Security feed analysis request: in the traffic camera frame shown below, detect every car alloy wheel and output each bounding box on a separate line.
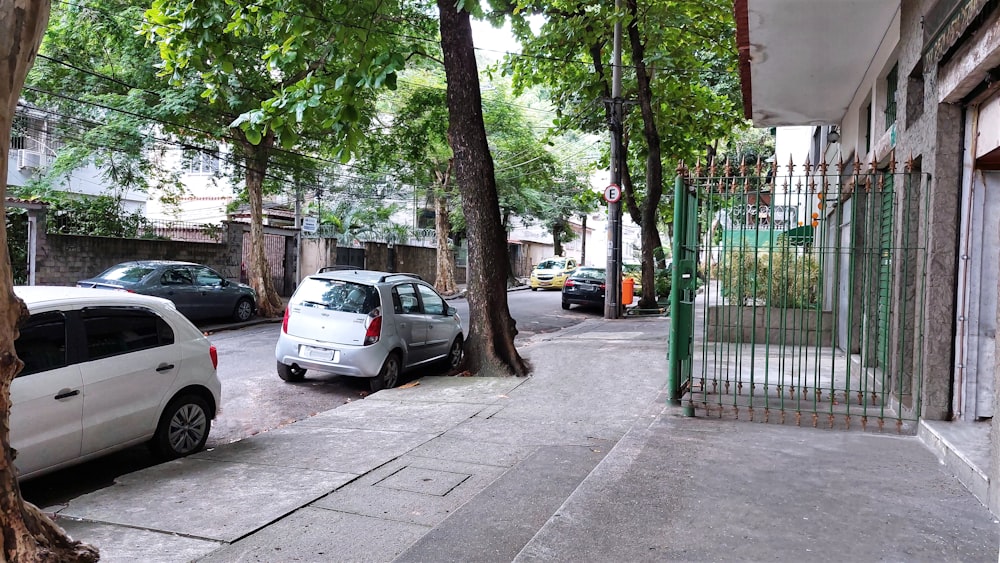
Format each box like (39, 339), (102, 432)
(370, 353), (400, 392)
(233, 297), (254, 322)
(444, 337), (463, 371)
(152, 395), (211, 459)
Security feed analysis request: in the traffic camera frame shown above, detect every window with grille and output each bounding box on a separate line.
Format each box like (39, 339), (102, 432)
(185, 150), (220, 175)
(864, 100), (873, 154)
(884, 63), (898, 131)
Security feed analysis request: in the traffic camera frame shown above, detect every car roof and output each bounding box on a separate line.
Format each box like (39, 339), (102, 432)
(311, 269), (423, 285)
(15, 286), (175, 310)
(106, 260), (199, 268)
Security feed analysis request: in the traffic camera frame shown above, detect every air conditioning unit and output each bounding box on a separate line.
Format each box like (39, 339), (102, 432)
(17, 149), (42, 170)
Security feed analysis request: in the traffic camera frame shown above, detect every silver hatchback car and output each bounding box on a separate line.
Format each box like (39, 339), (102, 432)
(275, 270), (464, 391)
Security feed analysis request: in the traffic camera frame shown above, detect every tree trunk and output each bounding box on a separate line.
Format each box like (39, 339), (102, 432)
(1, 2), (99, 560)
(580, 214), (587, 265)
(437, 0), (528, 377)
(626, 0), (664, 309)
(433, 193), (457, 295)
(239, 133), (284, 318)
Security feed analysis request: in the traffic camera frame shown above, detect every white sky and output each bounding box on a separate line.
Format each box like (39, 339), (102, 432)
(470, 18), (521, 60)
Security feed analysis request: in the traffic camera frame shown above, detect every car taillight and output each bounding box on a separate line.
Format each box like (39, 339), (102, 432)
(600, 283), (606, 290)
(209, 345), (218, 369)
(282, 306), (289, 333)
(364, 308), (382, 346)
(564, 279), (575, 287)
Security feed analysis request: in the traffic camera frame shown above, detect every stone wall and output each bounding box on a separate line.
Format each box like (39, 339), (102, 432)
(35, 221), (243, 286)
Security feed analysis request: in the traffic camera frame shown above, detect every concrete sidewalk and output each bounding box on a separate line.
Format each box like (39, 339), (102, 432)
(47, 316), (998, 562)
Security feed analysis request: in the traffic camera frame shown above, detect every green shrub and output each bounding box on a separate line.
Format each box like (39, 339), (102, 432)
(717, 249), (818, 308)
(654, 266), (672, 299)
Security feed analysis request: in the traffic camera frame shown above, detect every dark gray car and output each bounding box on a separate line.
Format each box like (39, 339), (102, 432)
(78, 260), (257, 322)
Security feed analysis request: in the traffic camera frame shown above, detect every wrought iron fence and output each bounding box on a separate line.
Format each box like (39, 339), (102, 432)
(678, 157), (929, 433)
(46, 215), (226, 243)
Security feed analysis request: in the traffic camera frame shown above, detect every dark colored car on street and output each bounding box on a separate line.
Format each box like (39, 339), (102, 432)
(561, 266), (606, 310)
(78, 260), (257, 323)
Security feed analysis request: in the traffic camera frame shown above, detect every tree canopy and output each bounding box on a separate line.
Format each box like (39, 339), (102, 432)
(499, 0), (743, 305)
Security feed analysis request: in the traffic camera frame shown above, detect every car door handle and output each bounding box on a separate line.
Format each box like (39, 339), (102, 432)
(54, 389), (80, 400)
(156, 363), (175, 372)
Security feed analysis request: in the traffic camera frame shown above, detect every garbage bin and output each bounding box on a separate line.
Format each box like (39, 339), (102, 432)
(622, 276), (635, 305)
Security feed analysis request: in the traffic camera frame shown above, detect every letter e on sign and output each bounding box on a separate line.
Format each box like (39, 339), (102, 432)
(604, 184), (622, 204)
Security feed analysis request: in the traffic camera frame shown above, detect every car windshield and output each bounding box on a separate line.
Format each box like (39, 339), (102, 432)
(97, 264), (155, 283)
(573, 268), (606, 281)
(537, 259), (566, 270)
(293, 278), (377, 314)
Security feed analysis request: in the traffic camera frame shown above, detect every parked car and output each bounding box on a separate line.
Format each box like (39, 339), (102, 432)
(275, 269), (464, 392)
(10, 286), (221, 480)
(562, 266), (607, 310)
(529, 257), (578, 290)
(78, 260), (256, 323)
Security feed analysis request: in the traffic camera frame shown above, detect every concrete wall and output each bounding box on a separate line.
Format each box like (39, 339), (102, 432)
(363, 243), (438, 282)
(706, 306), (833, 346)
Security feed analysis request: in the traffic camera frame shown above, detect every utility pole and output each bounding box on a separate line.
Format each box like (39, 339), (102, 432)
(604, 0), (624, 319)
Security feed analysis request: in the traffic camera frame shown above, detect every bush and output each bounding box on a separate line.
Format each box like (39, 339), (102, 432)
(717, 249), (818, 308)
(654, 266), (672, 300)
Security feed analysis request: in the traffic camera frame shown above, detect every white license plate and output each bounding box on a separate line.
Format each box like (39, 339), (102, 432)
(301, 345), (338, 362)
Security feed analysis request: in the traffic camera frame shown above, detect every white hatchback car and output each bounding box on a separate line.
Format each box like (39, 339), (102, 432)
(10, 286), (222, 480)
(275, 270), (464, 391)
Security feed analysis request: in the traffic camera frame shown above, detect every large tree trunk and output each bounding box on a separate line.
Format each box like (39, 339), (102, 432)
(437, 1), (528, 377)
(239, 133), (284, 318)
(1, 2), (99, 560)
(626, 0), (664, 309)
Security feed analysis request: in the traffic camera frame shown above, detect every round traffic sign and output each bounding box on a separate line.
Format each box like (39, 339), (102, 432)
(604, 183), (622, 203)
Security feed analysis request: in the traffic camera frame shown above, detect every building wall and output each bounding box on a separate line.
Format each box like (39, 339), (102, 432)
(893, 1), (963, 422)
(896, 0), (1000, 516)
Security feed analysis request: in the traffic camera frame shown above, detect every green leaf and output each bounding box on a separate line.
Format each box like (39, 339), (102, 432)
(243, 126), (262, 145)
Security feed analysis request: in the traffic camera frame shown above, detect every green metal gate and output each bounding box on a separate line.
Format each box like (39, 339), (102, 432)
(669, 157), (928, 432)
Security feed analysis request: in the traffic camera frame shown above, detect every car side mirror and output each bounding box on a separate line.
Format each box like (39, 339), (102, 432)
(220, 279), (230, 287)
(447, 306), (457, 317)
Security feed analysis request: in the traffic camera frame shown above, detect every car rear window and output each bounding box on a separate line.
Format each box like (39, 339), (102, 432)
(293, 278), (378, 314)
(81, 306), (175, 360)
(574, 268), (605, 281)
(98, 264), (155, 283)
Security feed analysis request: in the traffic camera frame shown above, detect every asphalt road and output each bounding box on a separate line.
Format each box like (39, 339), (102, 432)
(20, 287), (599, 507)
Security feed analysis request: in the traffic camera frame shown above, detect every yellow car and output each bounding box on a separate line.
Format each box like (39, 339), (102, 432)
(530, 257), (578, 290)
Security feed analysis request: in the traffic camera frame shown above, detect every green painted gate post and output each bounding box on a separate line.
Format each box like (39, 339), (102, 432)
(668, 173), (696, 414)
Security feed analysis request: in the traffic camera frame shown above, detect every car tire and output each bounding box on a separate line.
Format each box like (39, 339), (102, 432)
(277, 361), (306, 382)
(151, 394), (211, 460)
(370, 353), (401, 392)
(561, 300), (570, 310)
(531, 287), (537, 291)
(441, 336), (464, 373)
(233, 297), (255, 322)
